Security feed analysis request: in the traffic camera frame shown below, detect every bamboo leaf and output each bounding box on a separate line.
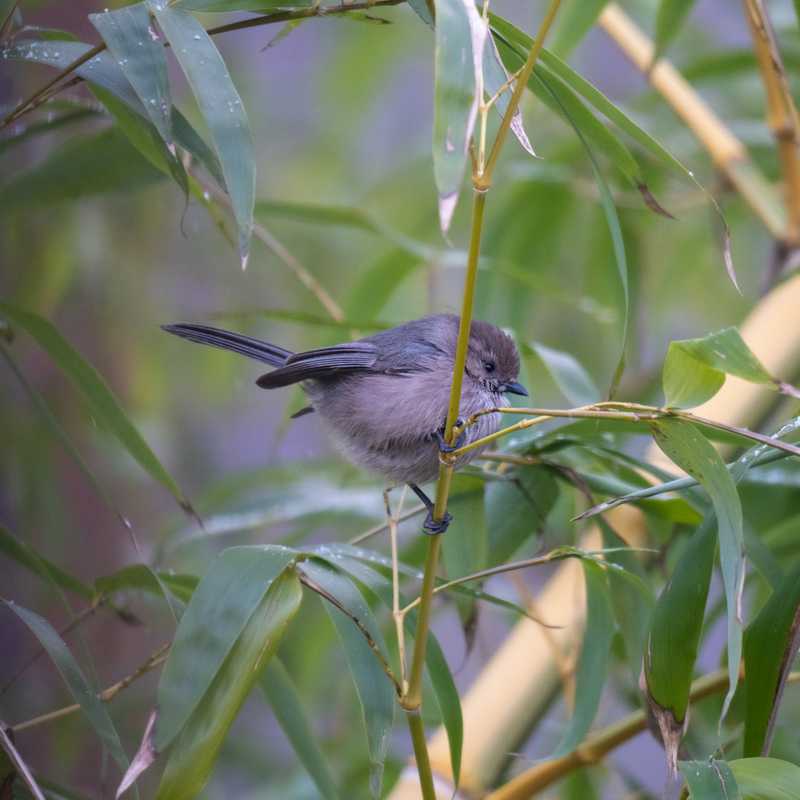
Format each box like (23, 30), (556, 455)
(679, 758), (740, 799)
(155, 569), (302, 799)
(155, 545), (297, 750)
(432, 0), (487, 230)
(743, 564), (800, 757)
(664, 327), (777, 409)
(551, 560), (614, 756)
(651, 418), (744, 720)
(644, 520), (716, 774)
(3, 601), (130, 776)
(148, 2), (255, 266)
(523, 341), (599, 406)
(0, 725), (46, 800)
(94, 565), (197, 613)
(0, 304), (192, 513)
(728, 758), (800, 799)
(654, 0), (697, 64)
(259, 659), (340, 800)
(0, 524), (93, 601)
(90, 2), (173, 147)
(299, 559), (394, 798)
(550, 0), (610, 56)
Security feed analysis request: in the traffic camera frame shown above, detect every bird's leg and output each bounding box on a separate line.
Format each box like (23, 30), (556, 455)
(408, 483), (452, 535)
(384, 486), (408, 693)
(435, 417), (467, 454)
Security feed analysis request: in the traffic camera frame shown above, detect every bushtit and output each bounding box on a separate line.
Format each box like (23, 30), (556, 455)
(163, 314), (527, 533)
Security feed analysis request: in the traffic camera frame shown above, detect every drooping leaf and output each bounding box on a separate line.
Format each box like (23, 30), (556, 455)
(0, 524), (93, 601)
(432, 0), (487, 230)
(644, 520), (716, 774)
(0, 127), (164, 210)
(651, 418), (744, 718)
(654, 0), (698, 65)
(155, 545), (297, 750)
(551, 560), (615, 756)
(523, 341), (599, 406)
(550, 0), (610, 56)
(663, 327), (777, 409)
(155, 570), (302, 799)
(743, 564), (800, 757)
(90, 3), (173, 146)
(728, 758), (800, 799)
(94, 565), (196, 615)
(679, 758), (740, 799)
(259, 659), (340, 800)
(0, 304), (192, 513)
(0, 725), (46, 800)
(3, 601), (130, 776)
(148, 2), (255, 265)
(298, 559), (395, 798)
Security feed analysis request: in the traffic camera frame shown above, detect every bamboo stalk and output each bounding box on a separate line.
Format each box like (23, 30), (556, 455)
(742, 0), (800, 244)
(597, 3), (786, 240)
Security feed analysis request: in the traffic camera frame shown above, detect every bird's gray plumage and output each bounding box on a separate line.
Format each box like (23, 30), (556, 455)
(163, 314), (525, 486)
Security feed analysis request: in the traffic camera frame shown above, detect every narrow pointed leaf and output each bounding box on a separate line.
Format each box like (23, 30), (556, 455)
(156, 570), (302, 799)
(0, 725), (46, 800)
(432, 0), (487, 230)
(95, 565), (196, 614)
(148, 2), (254, 264)
(644, 520), (716, 773)
(743, 564), (800, 757)
(155, 545), (297, 750)
(728, 758), (800, 798)
(3, 601), (130, 775)
(0, 304), (192, 512)
(299, 560), (394, 798)
(679, 759), (740, 799)
(654, 0), (697, 64)
(259, 659), (340, 800)
(90, 3), (173, 146)
(524, 341), (599, 406)
(550, 0), (610, 56)
(651, 419), (744, 718)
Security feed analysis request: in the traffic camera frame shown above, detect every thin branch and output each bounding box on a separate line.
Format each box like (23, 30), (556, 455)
(743, 0), (800, 244)
(1, 0), (406, 131)
(298, 570), (403, 696)
(10, 643), (170, 734)
(485, 670), (800, 799)
(348, 502), (427, 545)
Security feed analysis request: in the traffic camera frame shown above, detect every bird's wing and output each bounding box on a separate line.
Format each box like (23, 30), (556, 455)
(256, 342), (378, 388)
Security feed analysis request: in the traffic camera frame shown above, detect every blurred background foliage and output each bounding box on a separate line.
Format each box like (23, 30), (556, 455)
(2, 0), (800, 798)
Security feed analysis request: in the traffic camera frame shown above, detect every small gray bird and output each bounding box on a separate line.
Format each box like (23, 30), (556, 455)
(163, 314), (527, 534)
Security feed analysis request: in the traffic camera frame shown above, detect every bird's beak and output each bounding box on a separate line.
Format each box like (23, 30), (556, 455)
(503, 380), (529, 396)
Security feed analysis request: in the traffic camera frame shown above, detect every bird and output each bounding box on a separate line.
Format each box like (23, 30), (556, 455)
(163, 314), (527, 534)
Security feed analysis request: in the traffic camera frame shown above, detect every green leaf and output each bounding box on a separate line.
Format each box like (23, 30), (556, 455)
(345, 248), (422, 321)
(551, 560), (614, 756)
(644, 521), (716, 770)
(550, 0), (610, 56)
(654, 0), (697, 64)
(156, 569), (302, 799)
(0, 127), (163, 210)
(148, 2), (255, 265)
(299, 559), (394, 798)
(663, 327), (775, 409)
(485, 467), (559, 563)
(3, 601), (130, 776)
(523, 341), (599, 406)
(90, 3), (173, 147)
(679, 758), (740, 799)
(0, 303), (192, 512)
(155, 545), (297, 750)
(94, 565), (195, 616)
(0, 524), (93, 601)
(259, 659), (340, 800)
(176, 0), (312, 10)
(743, 564), (800, 757)
(432, 0), (486, 230)
(651, 419), (744, 719)
(728, 758), (800, 799)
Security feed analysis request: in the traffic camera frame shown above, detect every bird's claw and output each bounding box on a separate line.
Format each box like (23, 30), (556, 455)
(423, 510), (453, 536)
(435, 418), (466, 454)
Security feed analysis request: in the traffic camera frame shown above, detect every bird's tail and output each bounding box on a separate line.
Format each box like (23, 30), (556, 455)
(162, 323), (293, 367)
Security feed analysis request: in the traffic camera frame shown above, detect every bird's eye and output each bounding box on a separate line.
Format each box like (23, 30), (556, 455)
(483, 360), (496, 373)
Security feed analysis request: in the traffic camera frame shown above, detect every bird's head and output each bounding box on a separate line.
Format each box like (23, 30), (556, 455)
(465, 321), (528, 399)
